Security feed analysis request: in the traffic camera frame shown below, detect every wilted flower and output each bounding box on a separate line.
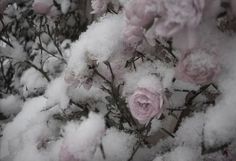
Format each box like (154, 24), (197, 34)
(175, 49), (221, 85)
(155, 0), (205, 37)
(128, 77), (165, 124)
(91, 0), (109, 14)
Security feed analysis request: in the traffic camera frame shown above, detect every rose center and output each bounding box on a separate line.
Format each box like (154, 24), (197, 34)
(138, 102), (150, 110)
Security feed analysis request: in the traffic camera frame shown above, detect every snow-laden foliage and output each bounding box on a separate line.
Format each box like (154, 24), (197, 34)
(0, 0), (236, 161)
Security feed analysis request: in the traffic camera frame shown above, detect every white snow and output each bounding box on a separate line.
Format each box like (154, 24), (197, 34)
(0, 95), (23, 116)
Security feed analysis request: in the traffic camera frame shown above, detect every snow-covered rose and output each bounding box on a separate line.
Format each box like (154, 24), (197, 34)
(64, 69), (80, 87)
(175, 49), (221, 85)
(123, 25), (144, 48)
(124, 0), (157, 28)
(32, 0), (53, 15)
(155, 0), (205, 37)
(128, 77), (165, 124)
(91, 0), (109, 14)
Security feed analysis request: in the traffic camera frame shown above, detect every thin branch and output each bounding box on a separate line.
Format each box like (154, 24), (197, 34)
(25, 60), (50, 81)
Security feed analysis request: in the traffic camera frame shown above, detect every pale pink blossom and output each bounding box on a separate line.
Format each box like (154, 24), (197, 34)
(0, 0), (8, 14)
(172, 27), (199, 51)
(175, 49), (221, 85)
(123, 25), (144, 48)
(124, 0), (157, 28)
(128, 78), (165, 124)
(155, 0), (205, 37)
(32, 1), (53, 15)
(59, 144), (81, 161)
(123, 0), (158, 48)
(91, 0), (109, 14)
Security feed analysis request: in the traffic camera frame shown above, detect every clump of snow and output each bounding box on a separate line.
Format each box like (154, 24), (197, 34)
(93, 128), (137, 161)
(123, 61), (174, 96)
(153, 146), (201, 161)
(61, 112), (105, 161)
(43, 57), (65, 76)
(67, 14), (125, 81)
(0, 96), (55, 160)
(13, 145), (50, 161)
(174, 113), (205, 147)
(0, 95), (23, 116)
(45, 77), (69, 110)
(61, 0), (71, 14)
(20, 67), (48, 97)
(149, 118), (161, 135)
(1, 40), (27, 63)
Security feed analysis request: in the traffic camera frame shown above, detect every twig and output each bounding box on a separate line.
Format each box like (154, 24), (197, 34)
(25, 60), (50, 81)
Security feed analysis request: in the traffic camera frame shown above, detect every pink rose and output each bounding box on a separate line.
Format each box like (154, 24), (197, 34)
(124, 0), (157, 28)
(91, 0), (109, 14)
(123, 25), (144, 48)
(59, 144), (81, 161)
(155, 0), (205, 37)
(32, 1), (53, 15)
(175, 49), (221, 85)
(0, 0), (8, 14)
(128, 87), (164, 124)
